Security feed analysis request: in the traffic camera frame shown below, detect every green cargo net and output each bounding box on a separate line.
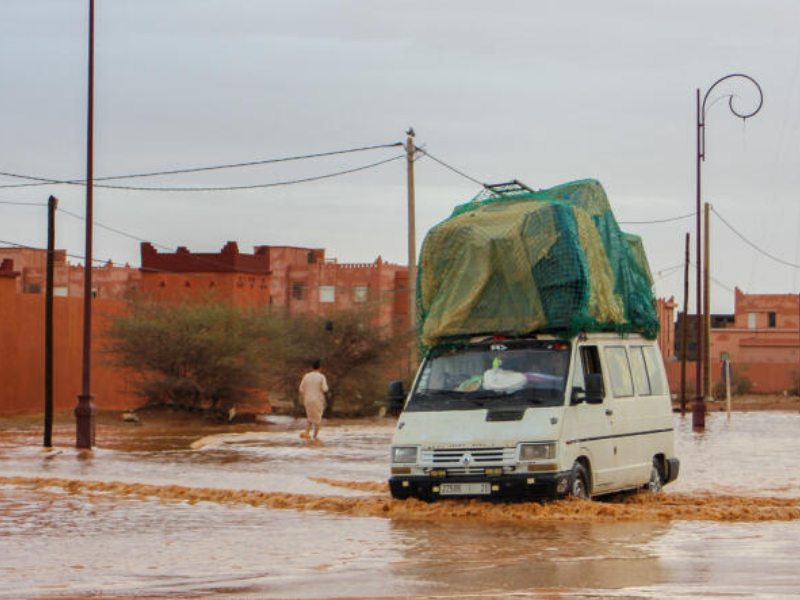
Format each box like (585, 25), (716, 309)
(417, 179), (659, 349)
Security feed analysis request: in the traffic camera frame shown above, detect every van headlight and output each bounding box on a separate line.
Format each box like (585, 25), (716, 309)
(519, 443), (556, 461)
(392, 446), (419, 464)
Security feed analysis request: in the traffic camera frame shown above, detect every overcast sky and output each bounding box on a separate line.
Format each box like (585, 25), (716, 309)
(2, 1), (799, 313)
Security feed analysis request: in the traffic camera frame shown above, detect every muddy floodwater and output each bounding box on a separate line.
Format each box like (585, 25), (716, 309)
(2, 410), (800, 598)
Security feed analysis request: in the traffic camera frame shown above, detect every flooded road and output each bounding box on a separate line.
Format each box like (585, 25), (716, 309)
(1, 410), (800, 598)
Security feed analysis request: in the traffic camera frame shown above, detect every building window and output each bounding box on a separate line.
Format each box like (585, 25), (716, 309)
(768, 312), (777, 328)
(292, 282), (306, 300)
(320, 285), (335, 303)
(54, 287), (68, 297)
(91, 288), (98, 299)
(26, 283), (41, 294)
(747, 312), (757, 329)
(353, 285), (368, 303)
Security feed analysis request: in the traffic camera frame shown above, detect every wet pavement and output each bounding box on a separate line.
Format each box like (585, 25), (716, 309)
(1, 410), (800, 598)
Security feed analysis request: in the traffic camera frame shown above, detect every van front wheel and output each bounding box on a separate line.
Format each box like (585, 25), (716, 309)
(569, 462), (590, 499)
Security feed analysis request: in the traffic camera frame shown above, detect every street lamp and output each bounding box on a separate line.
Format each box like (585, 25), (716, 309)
(694, 74), (763, 429)
(76, 0), (97, 448)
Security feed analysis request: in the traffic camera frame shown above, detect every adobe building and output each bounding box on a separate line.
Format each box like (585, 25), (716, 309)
(668, 288), (800, 394)
(140, 242), (410, 333)
(0, 246), (141, 299)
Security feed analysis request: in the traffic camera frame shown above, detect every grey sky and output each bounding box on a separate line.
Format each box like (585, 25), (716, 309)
(2, 1), (799, 313)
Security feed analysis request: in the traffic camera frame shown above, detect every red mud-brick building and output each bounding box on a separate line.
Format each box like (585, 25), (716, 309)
(0, 243), (410, 416)
(140, 242), (410, 334)
(0, 247), (141, 299)
(667, 288), (800, 394)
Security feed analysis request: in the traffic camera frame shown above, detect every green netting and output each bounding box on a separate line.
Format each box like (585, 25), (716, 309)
(417, 179), (659, 348)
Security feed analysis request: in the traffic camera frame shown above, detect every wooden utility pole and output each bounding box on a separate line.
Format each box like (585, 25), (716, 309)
(680, 232), (690, 414)
(406, 128), (417, 360)
(703, 202), (712, 404)
(43, 195), (57, 448)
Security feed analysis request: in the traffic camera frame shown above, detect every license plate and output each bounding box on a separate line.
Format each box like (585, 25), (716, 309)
(439, 482), (491, 496)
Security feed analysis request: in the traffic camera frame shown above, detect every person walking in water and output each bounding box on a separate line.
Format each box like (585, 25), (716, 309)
(299, 360), (329, 440)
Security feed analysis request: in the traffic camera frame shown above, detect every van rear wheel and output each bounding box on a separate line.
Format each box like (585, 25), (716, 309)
(646, 458), (664, 493)
(569, 462), (590, 499)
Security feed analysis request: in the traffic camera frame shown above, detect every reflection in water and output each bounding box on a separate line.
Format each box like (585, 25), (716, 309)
(389, 519), (670, 595)
(2, 411), (800, 598)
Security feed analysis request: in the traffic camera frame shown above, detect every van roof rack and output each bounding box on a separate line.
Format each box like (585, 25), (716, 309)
(483, 179), (536, 196)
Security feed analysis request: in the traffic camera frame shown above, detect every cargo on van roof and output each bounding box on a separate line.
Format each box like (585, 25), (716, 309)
(417, 179), (659, 348)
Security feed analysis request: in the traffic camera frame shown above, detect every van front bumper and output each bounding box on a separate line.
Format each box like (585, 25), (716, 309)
(389, 472), (572, 501)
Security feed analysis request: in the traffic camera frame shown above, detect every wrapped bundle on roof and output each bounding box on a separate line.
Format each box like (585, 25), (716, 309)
(417, 179), (658, 348)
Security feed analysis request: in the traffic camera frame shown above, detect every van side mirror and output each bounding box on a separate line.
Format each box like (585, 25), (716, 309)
(386, 380), (406, 415)
(585, 373), (605, 404)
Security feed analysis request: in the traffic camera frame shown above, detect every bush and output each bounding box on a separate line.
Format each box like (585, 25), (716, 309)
(104, 297), (277, 419)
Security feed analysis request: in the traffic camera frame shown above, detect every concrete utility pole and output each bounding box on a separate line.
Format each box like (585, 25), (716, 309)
(44, 195), (58, 448)
(694, 73), (763, 430)
(406, 128), (417, 353)
(76, 0), (97, 448)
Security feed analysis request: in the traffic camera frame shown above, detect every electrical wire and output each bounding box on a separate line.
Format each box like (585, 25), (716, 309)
(712, 206), (800, 269)
(618, 212), (696, 225)
(0, 200), (47, 206)
(413, 147), (486, 187)
(0, 142), (404, 190)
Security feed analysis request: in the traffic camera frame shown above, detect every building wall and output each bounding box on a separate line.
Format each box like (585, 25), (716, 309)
(665, 288), (800, 394)
(0, 275), (137, 417)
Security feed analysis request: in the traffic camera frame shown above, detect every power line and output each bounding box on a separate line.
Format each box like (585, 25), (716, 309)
(0, 200), (47, 206)
(712, 206), (800, 269)
(413, 147), (486, 187)
(618, 212), (696, 225)
(0, 142), (404, 190)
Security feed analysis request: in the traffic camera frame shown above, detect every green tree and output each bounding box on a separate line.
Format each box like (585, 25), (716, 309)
(263, 304), (410, 417)
(104, 297), (277, 418)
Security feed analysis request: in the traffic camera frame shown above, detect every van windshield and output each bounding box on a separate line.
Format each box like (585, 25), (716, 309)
(408, 340), (570, 411)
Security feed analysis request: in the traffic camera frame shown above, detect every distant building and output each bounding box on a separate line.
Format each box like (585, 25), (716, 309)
(667, 288), (800, 393)
(0, 247), (140, 299)
(139, 241), (409, 334)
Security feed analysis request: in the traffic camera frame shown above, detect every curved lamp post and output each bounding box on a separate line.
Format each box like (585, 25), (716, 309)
(694, 74), (763, 429)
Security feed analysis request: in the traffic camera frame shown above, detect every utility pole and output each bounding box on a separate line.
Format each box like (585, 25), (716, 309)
(44, 195), (58, 448)
(703, 202), (712, 405)
(76, 0), (97, 448)
(406, 128), (417, 361)
(680, 232), (690, 414)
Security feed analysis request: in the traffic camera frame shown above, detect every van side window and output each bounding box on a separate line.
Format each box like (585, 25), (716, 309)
(605, 347), (634, 397)
(642, 346), (668, 395)
(573, 346), (601, 390)
(629, 347), (651, 396)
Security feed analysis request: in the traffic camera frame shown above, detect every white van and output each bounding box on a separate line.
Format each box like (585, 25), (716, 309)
(388, 333), (679, 501)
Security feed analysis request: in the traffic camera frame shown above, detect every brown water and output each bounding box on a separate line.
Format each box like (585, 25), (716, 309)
(1, 410), (800, 598)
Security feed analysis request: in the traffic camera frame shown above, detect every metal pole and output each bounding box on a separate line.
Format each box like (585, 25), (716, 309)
(406, 128), (417, 360)
(693, 73), (763, 430)
(76, 0), (97, 449)
(680, 232), (690, 415)
(693, 88), (705, 429)
(703, 202), (712, 404)
(44, 195), (58, 448)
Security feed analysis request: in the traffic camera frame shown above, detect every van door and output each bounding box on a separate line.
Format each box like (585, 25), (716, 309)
(570, 345), (617, 493)
(603, 345), (651, 489)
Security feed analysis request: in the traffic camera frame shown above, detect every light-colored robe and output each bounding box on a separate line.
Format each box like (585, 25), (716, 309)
(299, 370), (329, 424)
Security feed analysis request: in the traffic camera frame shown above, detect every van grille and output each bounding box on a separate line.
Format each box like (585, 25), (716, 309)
(420, 447), (516, 464)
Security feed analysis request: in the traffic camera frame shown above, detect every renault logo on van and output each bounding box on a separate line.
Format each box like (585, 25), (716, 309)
(460, 452), (473, 466)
